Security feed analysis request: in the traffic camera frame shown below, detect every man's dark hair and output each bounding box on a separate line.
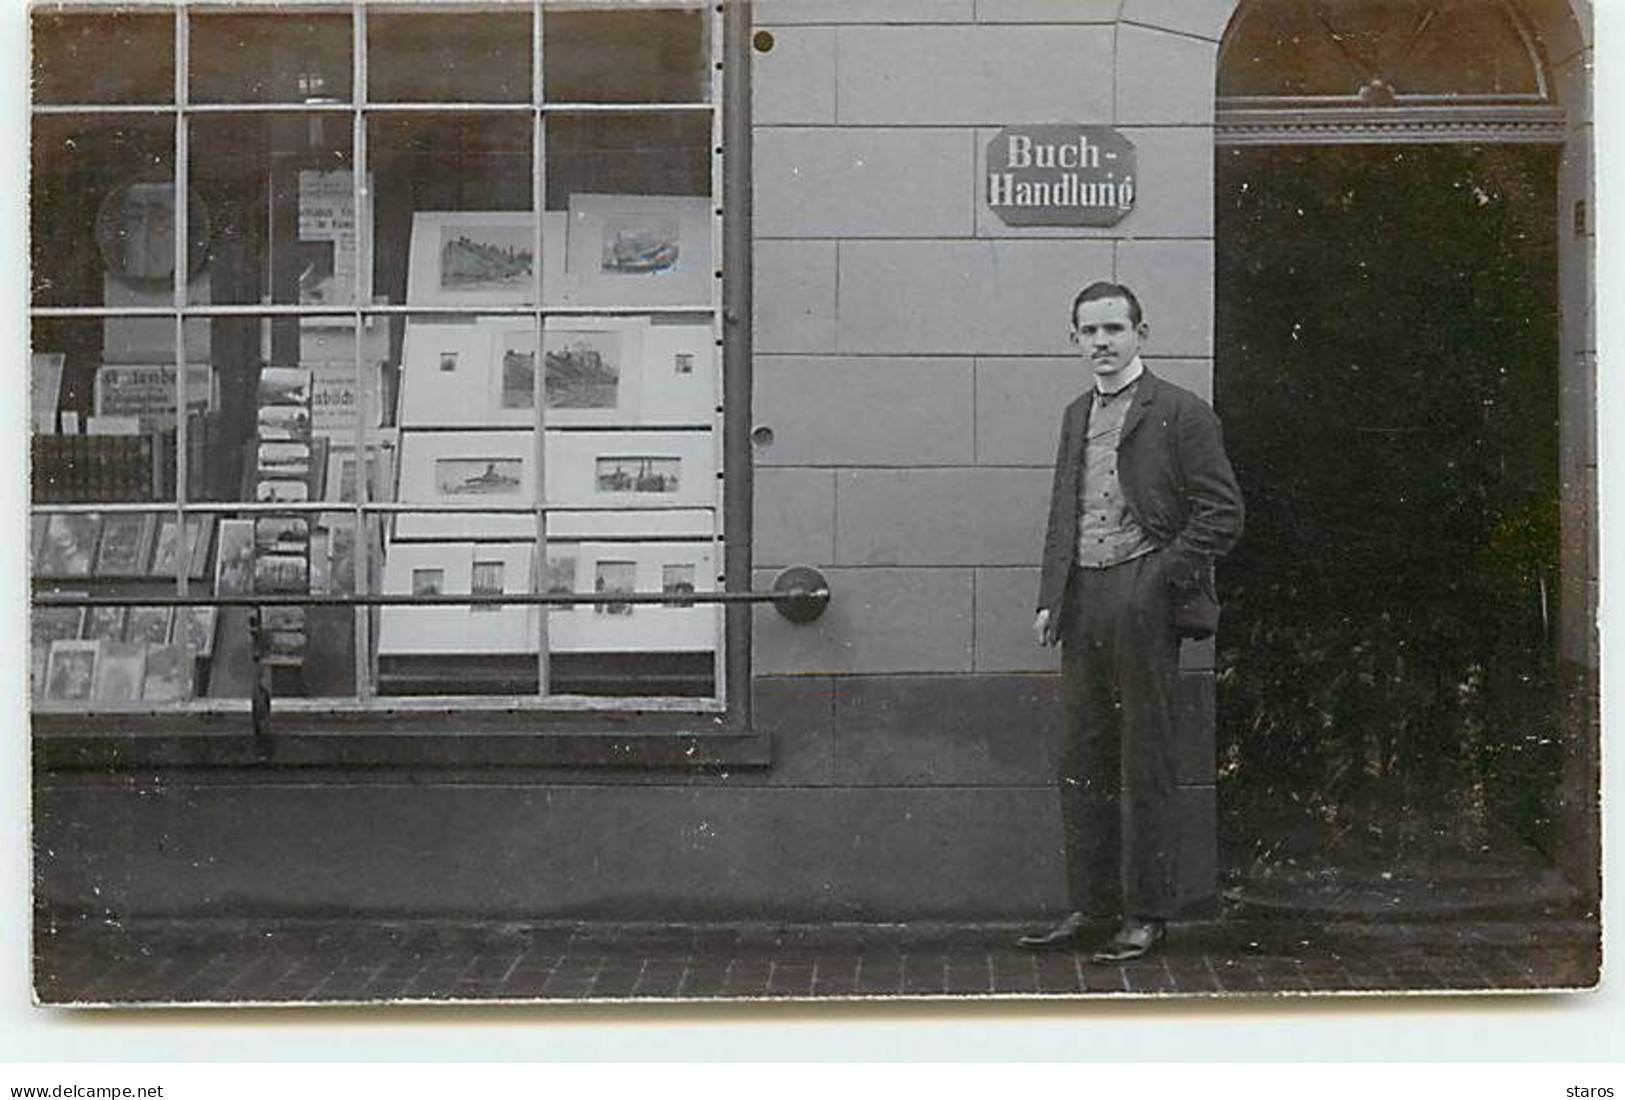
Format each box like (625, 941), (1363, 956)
(1071, 281), (1143, 328)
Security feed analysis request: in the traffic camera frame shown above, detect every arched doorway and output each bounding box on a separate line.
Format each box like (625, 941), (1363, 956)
(1212, 0), (1595, 911)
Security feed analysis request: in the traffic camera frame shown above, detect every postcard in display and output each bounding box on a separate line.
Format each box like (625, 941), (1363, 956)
(257, 479), (310, 504)
(140, 646), (195, 702)
(32, 351), (65, 433)
(378, 541), (537, 656)
(93, 364), (215, 431)
(258, 442), (312, 480)
(395, 431), (537, 540)
(255, 516), (310, 556)
(531, 316), (647, 427)
(258, 404), (312, 441)
(81, 606), (127, 643)
(213, 519), (256, 597)
(171, 605), (218, 658)
(265, 631), (308, 666)
(255, 554), (310, 594)
(93, 642), (147, 702)
(93, 513), (156, 577)
(150, 515), (216, 579)
(259, 367), (313, 407)
(566, 194), (710, 308)
(44, 640), (100, 703)
(308, 530), (331, 595)
(126, 605), (174, 647)
(37, 513), (102, 578)
(262, 607), (307, 634)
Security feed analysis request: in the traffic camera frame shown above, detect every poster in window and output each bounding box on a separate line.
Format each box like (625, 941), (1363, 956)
(566, 194), (711, 308)
(36, 513), (102, 578)
(44, 640), (99, 703)
(93, 364), (216, 431)
(92, 513), (155, 577)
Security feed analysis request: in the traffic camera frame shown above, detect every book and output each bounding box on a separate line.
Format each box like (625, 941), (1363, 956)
(32, 604), (87, 695)
(93, 513), (156, 577)
(126, 605), (174, 646)
(36, 513), (101, 577)
(32, 352), (64, 433)
(44, 640), (99, 702)
(172, 605), (218, 658)
(141, 645), (195, 702)
(92, 641), (147, 702)
(81, 605), (127, 643)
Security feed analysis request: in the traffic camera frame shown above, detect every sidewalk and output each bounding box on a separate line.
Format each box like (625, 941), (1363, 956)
(33, 914), (1600, 1005)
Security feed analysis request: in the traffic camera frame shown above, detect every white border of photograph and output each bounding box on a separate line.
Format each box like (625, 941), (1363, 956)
(378, 541), (538, 656)
(545, 508), (713, 540)
(548, 430), (717, 510)
(566, 194), (711, 308)
(394, 430), (538, 540)
(405, 211), (568, 308)
(639, 319), (716, 426)
(398, 322), (496, 427)
(562, 541), (716, 653)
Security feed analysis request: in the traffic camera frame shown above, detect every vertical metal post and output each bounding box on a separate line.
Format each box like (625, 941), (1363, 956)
(172, 6), (191, 597)
(722, 0), (754, 722)
(533, 0), (550, 698)
(710, 0), (727, 709)
(352, 0), (372, 700)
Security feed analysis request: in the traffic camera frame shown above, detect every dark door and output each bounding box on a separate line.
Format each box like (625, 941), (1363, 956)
(1214, 144), (1562, 874)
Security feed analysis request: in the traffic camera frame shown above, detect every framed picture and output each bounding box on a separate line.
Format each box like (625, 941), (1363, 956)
(566, 194), (711, 308)
(214, 518), (256, 597)
(93, 641), (148, 702)
(395, 431), (538, 540)
(406, 211), (566, 307)
(44, 640), (100, 703)
(546, 430), (717, 510)
(93, 513), (157, 577)
(150, 514), (216, 580)
(126, 605), (175, 646)
(36, 513), (102, 577)
(171, 605), (218, 658)
(81, 605), (127, 643)
(141, 645), (195, 702)
(259, 367), (312, 407)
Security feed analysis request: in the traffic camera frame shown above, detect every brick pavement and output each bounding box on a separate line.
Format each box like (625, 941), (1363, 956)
(32, 915), (1599, 1006)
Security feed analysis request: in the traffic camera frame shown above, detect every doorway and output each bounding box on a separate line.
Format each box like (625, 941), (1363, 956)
(1213, 143), (1564, 882)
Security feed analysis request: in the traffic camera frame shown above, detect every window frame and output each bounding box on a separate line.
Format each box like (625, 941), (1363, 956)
(28, 0), (763, 768)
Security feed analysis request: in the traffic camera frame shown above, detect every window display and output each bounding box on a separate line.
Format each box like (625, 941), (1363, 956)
(30, 2), (729, 712)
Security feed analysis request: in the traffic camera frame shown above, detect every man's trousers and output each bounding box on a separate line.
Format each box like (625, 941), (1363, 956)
(1057, 552), (1181, 922)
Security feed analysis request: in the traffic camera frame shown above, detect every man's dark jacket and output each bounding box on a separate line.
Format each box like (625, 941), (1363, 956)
(1037, 369), (1244, 637)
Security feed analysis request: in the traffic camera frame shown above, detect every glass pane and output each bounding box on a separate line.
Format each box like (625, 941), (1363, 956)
(367, 8), (532, 104)
(189, 114), (356, 308)
(31, 114), (178, 308)
(368, 114), (535, 307)
(32, 10), (174, 105)
(543, 4), (710, 104)
(191, 10), (353, 104)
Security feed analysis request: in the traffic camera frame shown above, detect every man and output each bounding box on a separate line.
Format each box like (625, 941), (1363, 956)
(1020, 281), (1243, 961)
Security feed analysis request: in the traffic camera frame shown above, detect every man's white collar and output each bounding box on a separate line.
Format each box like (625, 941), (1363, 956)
(1095, 356), (1145, 397)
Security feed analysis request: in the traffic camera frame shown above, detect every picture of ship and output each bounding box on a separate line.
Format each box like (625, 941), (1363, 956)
(600, 215), (679, 275)
(436, 458), (523, 496)
(595, 456), (679, 494)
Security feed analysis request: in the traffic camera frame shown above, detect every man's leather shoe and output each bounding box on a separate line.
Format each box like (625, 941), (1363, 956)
(1017, 910), (1090, 950)
(1090, 919), (1166, 963)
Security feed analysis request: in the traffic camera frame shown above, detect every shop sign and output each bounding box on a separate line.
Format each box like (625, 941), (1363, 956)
(986, 125), (1136, 227)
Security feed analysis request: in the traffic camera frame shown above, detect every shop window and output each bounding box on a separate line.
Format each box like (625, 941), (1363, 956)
(29, 2), (742, 737)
